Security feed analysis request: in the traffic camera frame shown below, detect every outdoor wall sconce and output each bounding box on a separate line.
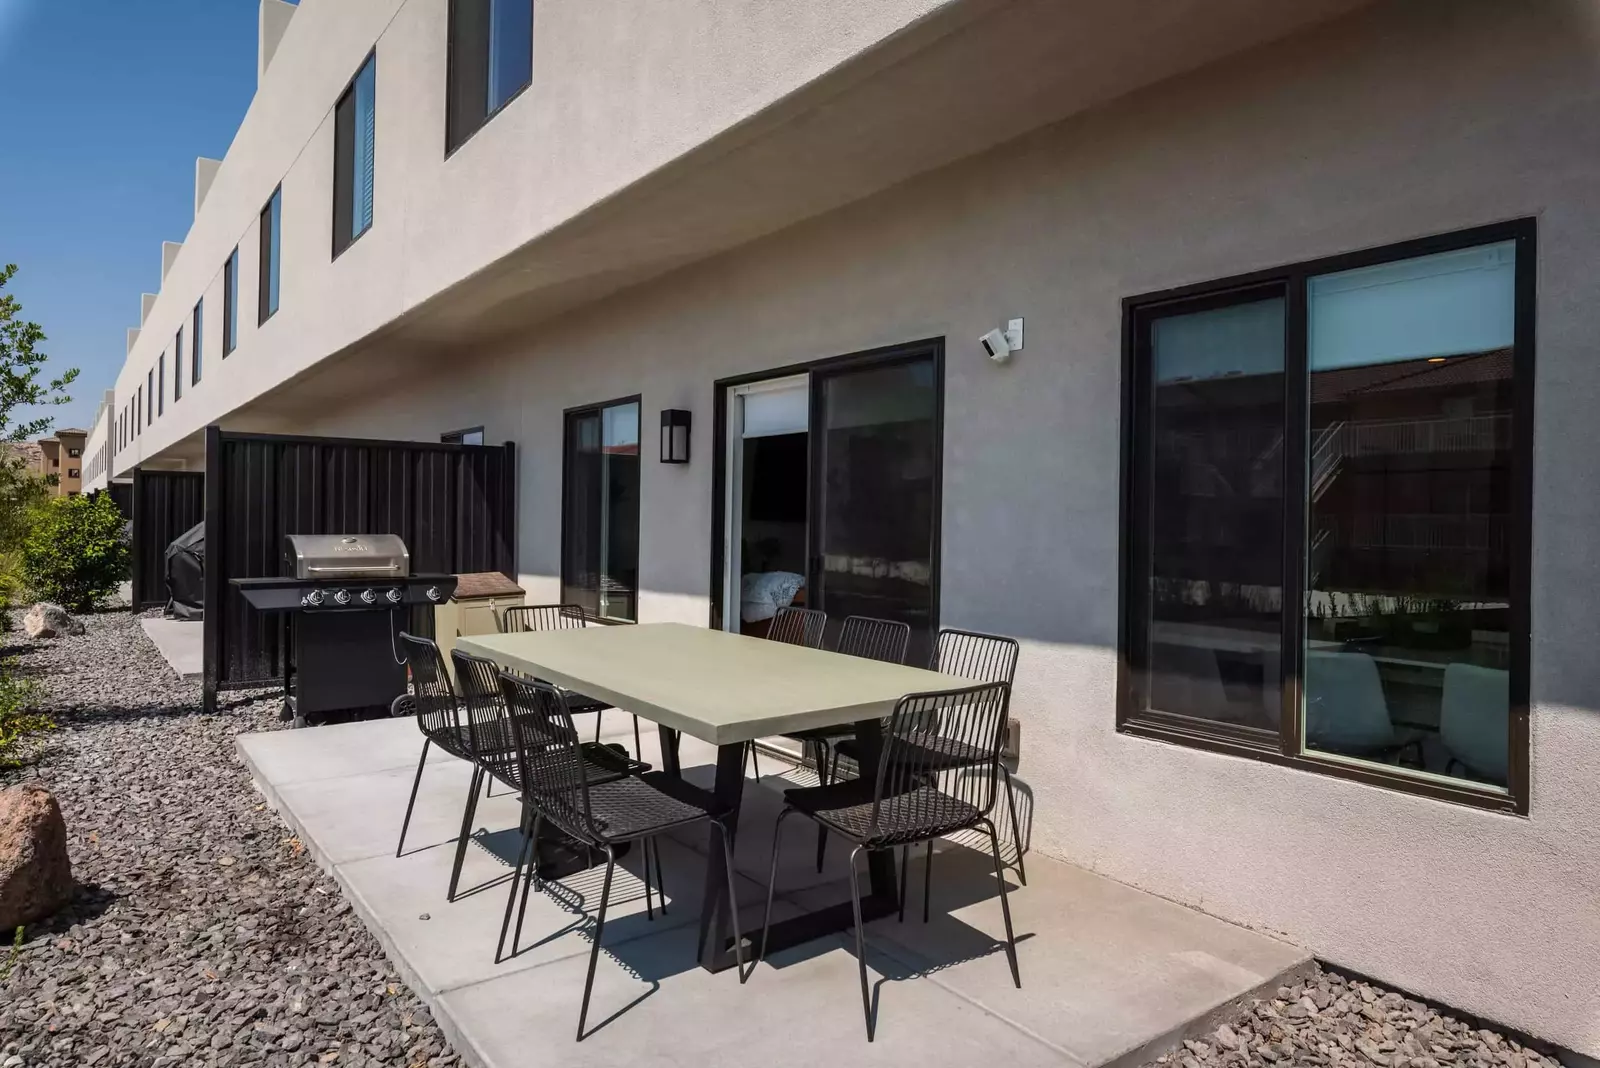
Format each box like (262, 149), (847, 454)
(660, 409), (692, 464)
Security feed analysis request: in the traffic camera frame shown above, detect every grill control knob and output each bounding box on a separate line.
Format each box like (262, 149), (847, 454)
(385, 588), (403, 604)
(333, 589), (352, 606)
(359, 589), (377, 605)
(425, 586), (442, 603)
(306, 589), (325, 607)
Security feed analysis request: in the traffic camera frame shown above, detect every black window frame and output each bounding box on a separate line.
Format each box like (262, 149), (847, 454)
(191, 300), (203, 385)
(332, 52), (377, 260)
(445, 0), (535, 156)
(146, 370), (154, 425)
(158, 354), (165, 415)
(1117, 219), (1535, 815)
(560, 394), (642, 623)
(174, 327), (184, 401)
(223, 247), (239, 356)
(259, 186), (282, 325)
(441, 426), (486, 445)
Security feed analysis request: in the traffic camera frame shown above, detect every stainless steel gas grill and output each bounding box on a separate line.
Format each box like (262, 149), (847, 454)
(231, 535), (459, 726)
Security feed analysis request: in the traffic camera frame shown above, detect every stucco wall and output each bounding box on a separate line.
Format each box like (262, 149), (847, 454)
(278, 0), (1600, 1053)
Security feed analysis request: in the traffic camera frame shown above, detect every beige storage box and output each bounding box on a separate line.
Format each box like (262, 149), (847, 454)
(435, 572), (526, 680)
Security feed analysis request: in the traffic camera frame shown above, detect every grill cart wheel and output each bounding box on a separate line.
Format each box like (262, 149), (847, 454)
(391, 694), (416, 718)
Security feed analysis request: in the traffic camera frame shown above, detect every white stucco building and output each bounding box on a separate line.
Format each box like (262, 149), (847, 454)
(93, 0), (1600, 1056)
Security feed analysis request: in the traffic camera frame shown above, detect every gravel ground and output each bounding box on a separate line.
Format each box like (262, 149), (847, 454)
(0, 612), (462, 1068)
(1151, 967), (1565, 1068)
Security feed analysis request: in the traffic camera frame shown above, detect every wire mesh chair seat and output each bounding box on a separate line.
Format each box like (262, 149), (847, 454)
(756, 680), (1020, 1041)
(499, 603), (641, 754)
(780, 779), (984, 849)
(494, 671), (748, 1039)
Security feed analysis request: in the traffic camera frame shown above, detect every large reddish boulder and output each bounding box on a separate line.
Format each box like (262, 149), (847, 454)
(0, 782), (73, 931)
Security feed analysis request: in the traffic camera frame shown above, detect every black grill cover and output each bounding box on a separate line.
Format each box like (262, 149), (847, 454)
(165, 521), (205, 621)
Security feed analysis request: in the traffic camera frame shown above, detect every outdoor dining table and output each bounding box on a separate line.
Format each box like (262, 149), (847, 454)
(455, 621), (975, 973)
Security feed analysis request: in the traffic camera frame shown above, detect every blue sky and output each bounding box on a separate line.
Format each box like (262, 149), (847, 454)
(0, 1), (273, 434)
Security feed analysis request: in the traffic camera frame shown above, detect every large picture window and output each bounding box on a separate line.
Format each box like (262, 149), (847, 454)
(562, 397), (640, 622)
(1120, 221), (1533, 812)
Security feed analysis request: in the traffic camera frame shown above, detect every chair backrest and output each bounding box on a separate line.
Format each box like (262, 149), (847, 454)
(835, 615), (911, 665)
(1439, 662), (1510, 782)
(869, 681), (1011, 840)
(768, 606), (826, 648)
(451, 648), (512, 757)
(398, 632), (458, 739)
(1303, 651), (1396, 752)
(497, 670), (598, 840)
(501, 603), (589, 633)
(932, 628), (1019, 686)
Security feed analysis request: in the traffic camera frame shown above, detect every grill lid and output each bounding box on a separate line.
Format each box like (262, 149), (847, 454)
(285, 534), (411, 579)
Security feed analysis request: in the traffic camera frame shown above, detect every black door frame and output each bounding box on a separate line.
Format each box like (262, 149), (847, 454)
(709, 337), (945, 636)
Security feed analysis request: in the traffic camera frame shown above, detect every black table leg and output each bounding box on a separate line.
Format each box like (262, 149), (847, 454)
(658, 724), (682, 778)
(697, 742), (748, 971)
(697, 718), (899, 973)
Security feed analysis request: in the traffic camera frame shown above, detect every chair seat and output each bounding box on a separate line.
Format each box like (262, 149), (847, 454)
(485, 741), (647, 791)
(782, 778), (983, 848)
(832, 732), (987, 774)
(540, 771), (718, 844)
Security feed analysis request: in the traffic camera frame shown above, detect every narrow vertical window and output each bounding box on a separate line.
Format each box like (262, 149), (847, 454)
(447, 0), (533, 152)
(223, 248), (239, 356)
(158, 354), (165, 415)
(191, 301), (203, 385)
(259, 187), (281, 324)
(562, 398), (641, 621)
(333, 55), (376, 257)
(174, 328), (184, 401)
(146, 371), (154, 425)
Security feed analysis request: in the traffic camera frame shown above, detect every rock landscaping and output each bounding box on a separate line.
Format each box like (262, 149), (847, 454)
(1152, 968), (1565, 1068)
(0, 611), (461, 1068)
(0, 781), (73, 931)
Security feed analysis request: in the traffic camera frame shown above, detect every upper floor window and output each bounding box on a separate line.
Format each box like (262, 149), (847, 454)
(67, 469), (78, 479)
(146, 371), (154, 424)
(1118, 221), (1534, 814)
(67, 447), (80, 458)
(223, 248), (239, 356)
(159, 354), (166, 415)
(446, 0), (533, 153)
(259, 187), (282, 324)
(192, 301), (204, 385)
(441, 426), (486, 445)
(174, 327), (184, 401)
(334, 55), (376, 257)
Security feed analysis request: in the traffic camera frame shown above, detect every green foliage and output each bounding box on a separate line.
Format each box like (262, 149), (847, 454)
(0, 263), (77, 443)
(22, 493), (129, 612)
(0, 659), (47, 770)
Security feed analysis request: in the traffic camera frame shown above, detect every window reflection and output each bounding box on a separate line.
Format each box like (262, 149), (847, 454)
(1303, 242), (1516, 788)
(1144, 296), (1286, 732)
(563, 401), (640, 621)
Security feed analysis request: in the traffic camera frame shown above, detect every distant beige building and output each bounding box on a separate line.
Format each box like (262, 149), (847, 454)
(33, 429), (87, 496)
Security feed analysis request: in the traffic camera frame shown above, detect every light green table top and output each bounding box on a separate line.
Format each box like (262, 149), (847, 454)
(456, 622), (973, 747)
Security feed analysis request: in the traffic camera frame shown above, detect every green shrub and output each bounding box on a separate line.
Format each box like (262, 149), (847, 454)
(0, 660), (47, 769)
(21, 492), (129, 612)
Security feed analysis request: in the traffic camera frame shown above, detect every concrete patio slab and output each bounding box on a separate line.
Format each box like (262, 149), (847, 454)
(237, 716), (1311, 1068)
(139, 616), (202, 677)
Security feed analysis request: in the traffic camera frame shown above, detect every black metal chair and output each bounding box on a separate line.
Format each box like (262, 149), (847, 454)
(500, 603), (643, 758)
(445, 649), (646, 902)
(833, 629), (1027, 887)
(494, 670), (748, 1040)
(745, 605), (828, 780)
(757, 681), (1021, 1040)
(785, 616), (912, 871)
(394, 632), (468, 859)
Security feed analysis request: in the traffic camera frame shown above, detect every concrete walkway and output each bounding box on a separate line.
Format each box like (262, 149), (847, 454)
(140, 617), (203, 678)
(237, 717), (1310, 1068)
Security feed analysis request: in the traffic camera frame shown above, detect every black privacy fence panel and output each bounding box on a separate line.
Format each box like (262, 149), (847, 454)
(202, 428), (516, 710)
(130, 470), (206, 610)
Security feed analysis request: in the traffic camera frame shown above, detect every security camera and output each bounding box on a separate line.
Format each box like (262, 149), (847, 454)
(981, 327), (1013, 363)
